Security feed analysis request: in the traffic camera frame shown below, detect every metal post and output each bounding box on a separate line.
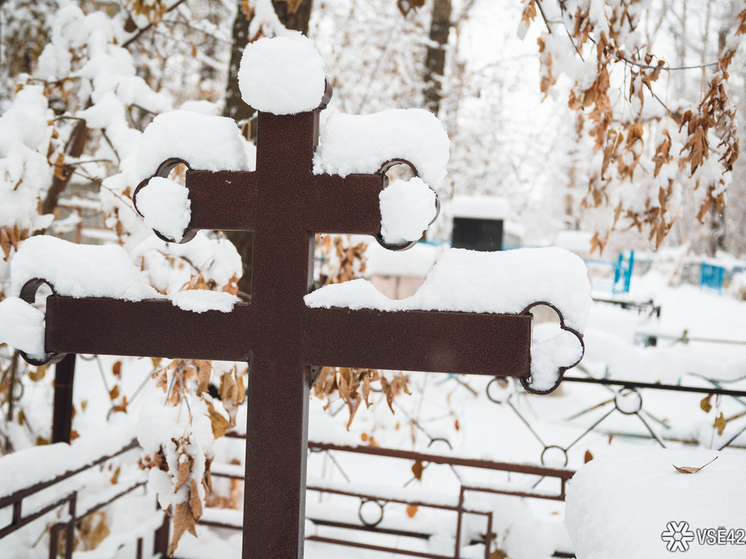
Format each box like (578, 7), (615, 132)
(64, 493), (76, 559)
(153, 509), (169, 558)
(454, 487), (464, 559)
(52, 354), (76, 444)
(6, 350), (19, 422)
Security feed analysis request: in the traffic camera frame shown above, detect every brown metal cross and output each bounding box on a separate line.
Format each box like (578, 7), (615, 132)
(21, 90), (548, 558)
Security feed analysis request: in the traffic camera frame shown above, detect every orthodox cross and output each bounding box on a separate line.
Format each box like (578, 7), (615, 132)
(17, 86), (577, 559)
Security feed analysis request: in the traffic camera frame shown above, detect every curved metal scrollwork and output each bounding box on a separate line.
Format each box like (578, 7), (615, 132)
(133, 157), (198, 245)
(374, 158), (440, 252)
(18, 278), (66, 367)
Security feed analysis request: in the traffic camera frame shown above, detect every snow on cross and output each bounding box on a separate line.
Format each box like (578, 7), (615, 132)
(0, 35), (590, 559)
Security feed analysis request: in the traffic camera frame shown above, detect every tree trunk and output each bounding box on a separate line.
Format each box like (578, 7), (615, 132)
(222, 0), (314, 297)
(423, 0), (451, 115)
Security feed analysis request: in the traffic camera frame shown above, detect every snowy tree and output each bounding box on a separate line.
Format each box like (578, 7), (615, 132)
(521, 0), (746, 252)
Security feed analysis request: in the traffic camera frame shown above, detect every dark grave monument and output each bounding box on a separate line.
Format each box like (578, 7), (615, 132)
(14, 72), (583, 559)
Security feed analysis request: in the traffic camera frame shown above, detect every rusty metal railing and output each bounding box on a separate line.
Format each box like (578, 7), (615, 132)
(207, 435), (575, 558)
(0, 438), (168, 559)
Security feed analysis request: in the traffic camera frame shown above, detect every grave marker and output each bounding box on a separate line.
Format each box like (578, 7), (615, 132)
(11, 43), (586, 559)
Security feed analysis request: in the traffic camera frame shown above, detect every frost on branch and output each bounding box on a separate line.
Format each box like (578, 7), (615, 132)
(526, 1), (744, 251)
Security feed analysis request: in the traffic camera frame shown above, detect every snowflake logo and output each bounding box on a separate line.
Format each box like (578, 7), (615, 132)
(661, 521), (695, 552)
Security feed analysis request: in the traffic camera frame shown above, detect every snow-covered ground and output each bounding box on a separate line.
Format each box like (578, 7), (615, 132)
(2, 263), (745, 559)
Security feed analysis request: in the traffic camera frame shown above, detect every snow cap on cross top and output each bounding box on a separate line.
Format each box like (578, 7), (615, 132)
(238, 33), (327, 115)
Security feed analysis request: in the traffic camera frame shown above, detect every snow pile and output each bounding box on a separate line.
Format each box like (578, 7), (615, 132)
(0, 297), (46, 358)
(0, 414), (136, 498)
(0, 85), (55, 233)
(379, 178), (437, 245)
(10, 236), (241, 315)
(449, 195), (511, 220)
(565, 449), (746, 559)
(170, 290), (239, 313)
(238, 34), (326, 115)
(135, 177), (192, 242)
(130, 232), (243, 297)
(136, 110), (250, 180)
(529, 329), (584, 391)
(11, 236), (162, 301)
(306, 247), (590, 330)
(313, 109), (450, 189)
(365, 240), (445, 278)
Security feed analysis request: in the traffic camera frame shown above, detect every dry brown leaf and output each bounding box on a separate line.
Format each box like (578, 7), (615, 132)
(109, 385), (120, 401)
(235, 372), (245, 404)
(361, 372), (372, 408)
(169, 501), (197, 556)
(345, 396), (361, 431)
(190, 479), (203, 520)
(112, 361), (122, 378)
(521, 0), (537, 26)
(28, 366), (47, 382)
(196, 360), (211, 396)
(406, 505), (418, 518)
(0, 229), (11, 261)
(454, 419), (460, 431)
(175, 457), (193, 492)
(715, 412), (727, 436)
(700, 394), (713, 413)
(684, 126), (707, 175)
(153, 369), (168, 393)
(219, 371), (236, 404)
(52, 152), (66, 180)
(205, 401), (230, 439)
(584, 450), (593, 463)
(78, 511), (110, 551)
(222, 274), (240, 296)
(203, 457), (214, 496)
(673, 456), (718, 474)
(412, 460), (424, 481)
